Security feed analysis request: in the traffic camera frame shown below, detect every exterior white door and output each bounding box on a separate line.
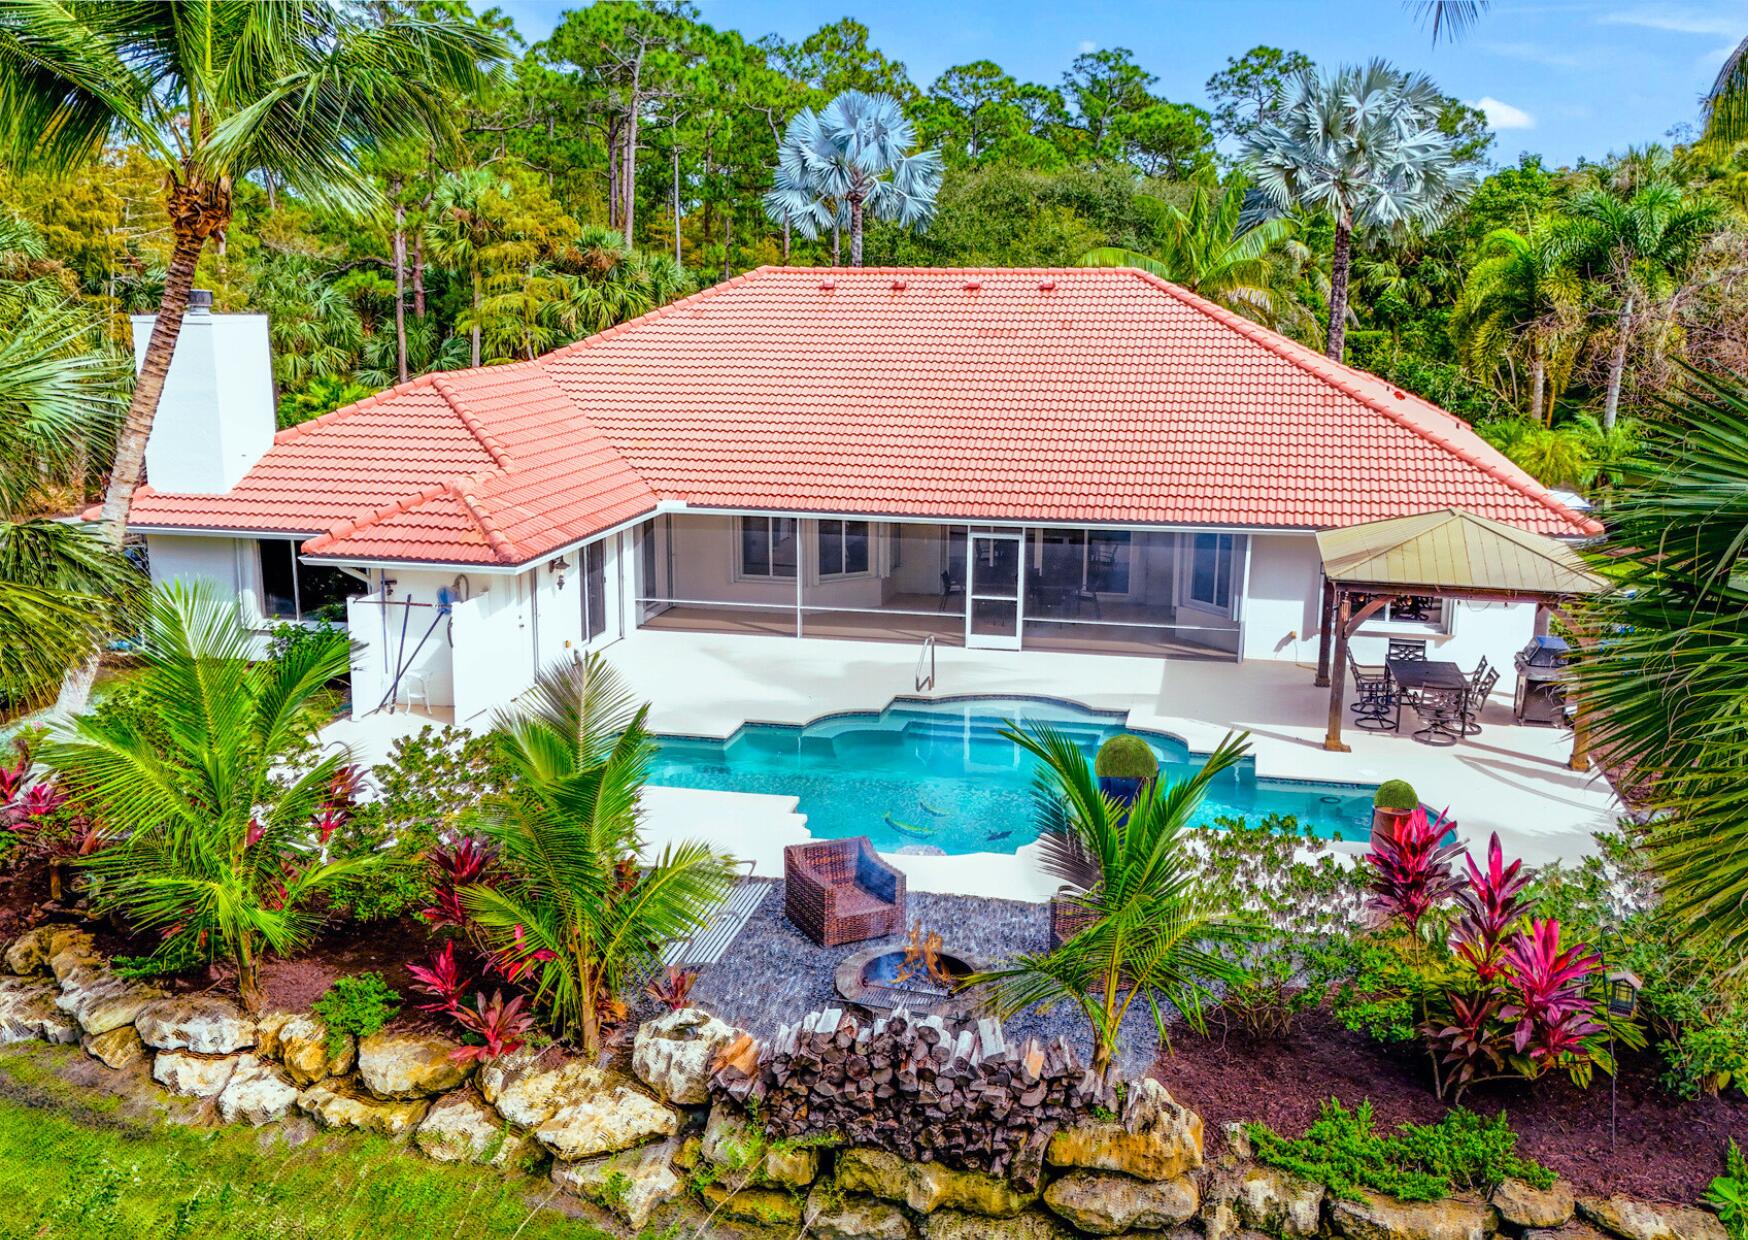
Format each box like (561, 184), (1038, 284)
(965, 531), (1023, 650)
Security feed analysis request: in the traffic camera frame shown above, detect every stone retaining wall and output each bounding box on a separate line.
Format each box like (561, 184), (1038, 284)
(0, 928), (1725, 1240)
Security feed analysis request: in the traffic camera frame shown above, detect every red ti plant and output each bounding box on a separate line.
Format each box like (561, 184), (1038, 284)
(644, 966), (697, 1012)
(1364, 806), (1463, 934)
(450, 990), (535, 1064)
(487, 923), (556, 983)
(1451, 833), (1530, 983)
(1427, 990), (1510, 1099)
(20, 781), (67, 822)
(422, 836), (497, 928)
(407, 941), (472, 1014)
(0, 742), (30, 804)
(1500, 917), (1604, 1069)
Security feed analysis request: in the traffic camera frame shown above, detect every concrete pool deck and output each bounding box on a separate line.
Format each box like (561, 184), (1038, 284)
(322, 628), (1621, 902)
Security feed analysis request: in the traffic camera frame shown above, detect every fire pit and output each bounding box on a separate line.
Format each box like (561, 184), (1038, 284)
(833, 941), (986, 1018)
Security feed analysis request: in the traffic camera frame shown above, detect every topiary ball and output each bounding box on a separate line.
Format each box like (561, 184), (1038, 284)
(1095, 734), (1159, 781)
(1373, 778), (1419, 812)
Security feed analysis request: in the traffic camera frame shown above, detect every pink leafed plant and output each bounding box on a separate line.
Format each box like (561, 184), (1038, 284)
(1363, 806), (1463, 933)
(450, 990), (535, 1063)
(19, 780), (67, 822)
(421, 836), (497, 928)
(1452, 833), (1531, 982)
(312, 806), (349, 845)
(644, 966), (697, 1012)
(487, 923), (556, 983)
(1500, 917), (1604, 1067)
(407, 941), (473, 1014)
(1427, 989), (1510, 1097)
(327, 764), (364, 805)
(0, 744), (29, 804)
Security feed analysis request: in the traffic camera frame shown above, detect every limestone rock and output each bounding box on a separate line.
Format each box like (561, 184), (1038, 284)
(135, 996), (256, 1055)
(297, 1080), (430, 1137)
(415, 1091), (531, 1167)
(918, 1208), (1071, 1240)
(1043, 1170), (1199, 1234)
(479, 1048), (620, 1128)
(0, 977), (78, 1044)
(356, 1031), (472, 1099)
(54, 967), (165, 1036)
(253, 1010), (294, 1060)
(1045, 1078), (1204, 1181)
(1327, 1190), (1499, 1240)
(632, 1007), (738, 1105)
(81, 1026), (145, 1070)
(216, 1054), (299, 1126)
(1494, 1179), (1575, 1230)
(702, 1100), (818, 1188)
(1524, 1227), (1612, 1240)
(534, 1084), (678, 1161)
(551, 1137), (684, 1229)
(46, 930), (101, 981)
(152, 1049), (239, 1098)
(697, 1180), (805, 1228)
(806, 1186), (917, 1240)
(837, 1147), (1038, 1218)
(1226, 1164), (1326, 1237)
(274, 1015), (353, 1086)
(6, 925), (84, 975)
(1577, 1197), (1728, 1240)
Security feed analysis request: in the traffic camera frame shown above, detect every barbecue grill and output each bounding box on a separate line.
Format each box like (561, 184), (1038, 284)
(1514, 635), (1571, 726)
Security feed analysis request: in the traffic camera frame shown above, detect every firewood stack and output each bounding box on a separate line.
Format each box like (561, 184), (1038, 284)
(710, 1006), (1113, 1185)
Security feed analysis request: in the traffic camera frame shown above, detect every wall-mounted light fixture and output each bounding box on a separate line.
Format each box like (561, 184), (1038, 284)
(549, 556), (572, 590)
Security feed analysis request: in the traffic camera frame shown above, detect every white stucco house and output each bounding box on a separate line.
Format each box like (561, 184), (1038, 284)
(122, 266), (1599, 727)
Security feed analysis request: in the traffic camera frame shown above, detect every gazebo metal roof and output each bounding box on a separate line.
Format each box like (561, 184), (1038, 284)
(1316, 508), (1606, 600)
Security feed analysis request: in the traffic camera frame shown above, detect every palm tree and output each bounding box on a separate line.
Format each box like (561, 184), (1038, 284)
(1570, 367), (1748, 963)
(459, 655), (736, 1053)
(1561, 181), (1726, 431)
(0, 223), (134, 712)
(765, 91), (944, 267)
(1452, 227), (1582, 425)
(0, 3), (503, 548)
(1242, 60), (1471, 362)
(1411, 0), (1489, 43)
(428, 169), (515, 368)
(1705, 36), (1748, 145)
(1079, 168), (1306, 330)
(972, 727), (1257, 1080)
(43, 584), (371, 1010)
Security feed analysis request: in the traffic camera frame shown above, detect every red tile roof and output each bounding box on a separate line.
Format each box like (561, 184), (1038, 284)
(125, 266), (1601, 565)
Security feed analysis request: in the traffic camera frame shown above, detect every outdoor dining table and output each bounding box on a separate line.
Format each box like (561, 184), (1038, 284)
(1386, 658), (1469, 693)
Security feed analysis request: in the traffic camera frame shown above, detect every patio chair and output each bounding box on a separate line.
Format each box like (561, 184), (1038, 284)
(1386, 637), (1429, 662)
(784, 837), (906, 947)
(1347, 654), (1401, 732)
(1411, 686), (1467, 747)
(937, 569), (963, 611)
(1461, 666), (1500, 736)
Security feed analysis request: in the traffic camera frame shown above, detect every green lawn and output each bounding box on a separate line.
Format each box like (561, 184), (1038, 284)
(0, 1082), (619, 1239)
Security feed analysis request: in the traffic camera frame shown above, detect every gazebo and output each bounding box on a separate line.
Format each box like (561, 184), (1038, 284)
(1313, 508), (1607, 765)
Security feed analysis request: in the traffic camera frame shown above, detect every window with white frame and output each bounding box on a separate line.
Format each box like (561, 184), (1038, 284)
(1350, 592), (1449, 630)
(1187, 533), (1234, 610)
(258, 539), (362, 622)
(738, 516), (797, 579)
(816, 518), (871, 577)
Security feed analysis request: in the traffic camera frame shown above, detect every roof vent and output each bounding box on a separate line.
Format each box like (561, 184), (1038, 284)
(1392, 389), (1406, 399)
(891, 278), (907, 290)
(819, 278), (836, 291)
(187, 289), (214, 314)
(964, 278), (982, 291)
(1039, 278), (1056, 291)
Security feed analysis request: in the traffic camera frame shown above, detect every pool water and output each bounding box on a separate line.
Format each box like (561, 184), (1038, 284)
(647, 697), (1375, 855)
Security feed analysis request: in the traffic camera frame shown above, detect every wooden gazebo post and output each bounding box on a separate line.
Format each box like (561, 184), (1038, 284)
(1314, 576), (1336, 688)
(1323, 591), (1392, 752)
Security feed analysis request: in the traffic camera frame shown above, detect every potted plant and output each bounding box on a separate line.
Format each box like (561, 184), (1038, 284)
(1372, 779), (1419, 835)
(1095, 734), (1159, 808)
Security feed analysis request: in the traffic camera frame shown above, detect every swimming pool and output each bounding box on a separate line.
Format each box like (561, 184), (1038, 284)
(647, 697), (1375, 855)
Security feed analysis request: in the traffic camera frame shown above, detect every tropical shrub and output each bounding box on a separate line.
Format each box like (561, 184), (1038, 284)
(973, 727), (1258, 1078)
(450, 990), (535, 1064)
(312, 973), (402, 1056)
(1248, 1100), (1553, 1203)
(1093, 734), (1158, 781)
(1364, 806), (1462, 933)
(1705, 1139), (1748, 1240)
(44, 585), (378, 1008)
(1372, 779), (1418, 812)
(456, 654), (736, 1052)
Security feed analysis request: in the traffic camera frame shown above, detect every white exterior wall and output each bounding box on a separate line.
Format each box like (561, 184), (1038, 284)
(145, 532), (274, 654)
(347, 569), (461, 717)
(133, 312), (276, 495)
(664, 514), (900, 611)
(1234, 531), (1537, 670)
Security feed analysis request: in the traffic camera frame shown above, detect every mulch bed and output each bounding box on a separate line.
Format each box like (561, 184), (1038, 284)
(1157, 1008), (1748, 1203)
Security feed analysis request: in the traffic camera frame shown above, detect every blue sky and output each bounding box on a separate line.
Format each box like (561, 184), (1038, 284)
(490, 0), (1744, 168)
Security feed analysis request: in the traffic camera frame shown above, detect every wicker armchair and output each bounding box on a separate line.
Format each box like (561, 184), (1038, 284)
(784, 837), (906, 947)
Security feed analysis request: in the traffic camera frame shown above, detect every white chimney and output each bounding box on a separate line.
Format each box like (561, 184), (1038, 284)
(132, 291), (277, 494)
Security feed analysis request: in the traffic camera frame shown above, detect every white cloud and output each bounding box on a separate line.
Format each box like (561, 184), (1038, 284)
(1471, 96), (1537, 130)
(1077, 39), (1098, 53)
(1600, 7), (1740, 38)
(1478, 40), (1580, 69)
